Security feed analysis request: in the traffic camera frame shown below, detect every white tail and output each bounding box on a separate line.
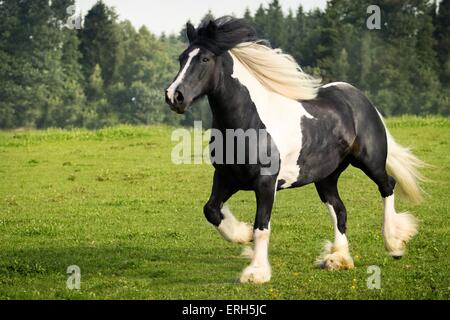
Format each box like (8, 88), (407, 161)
(379, 116), (425, 204)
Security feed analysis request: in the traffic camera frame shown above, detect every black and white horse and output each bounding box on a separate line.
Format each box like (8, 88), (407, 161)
(165, 17), (424, 284)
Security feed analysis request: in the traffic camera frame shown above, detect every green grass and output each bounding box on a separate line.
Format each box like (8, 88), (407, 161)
(0, 116), (449, 300)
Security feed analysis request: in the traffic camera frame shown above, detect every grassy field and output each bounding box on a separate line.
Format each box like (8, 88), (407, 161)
(0, 117), (449, 300)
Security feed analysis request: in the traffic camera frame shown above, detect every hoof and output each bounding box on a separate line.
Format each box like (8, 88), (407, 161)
(315, 241), (354, 270)
(392, 255), (402, 260)
(239, 264), (271, 284)
(383, 211), (418, 257)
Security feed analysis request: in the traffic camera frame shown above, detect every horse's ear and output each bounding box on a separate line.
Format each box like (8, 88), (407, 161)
(206, 20), (217, 38)
(186, 22), (197, 43)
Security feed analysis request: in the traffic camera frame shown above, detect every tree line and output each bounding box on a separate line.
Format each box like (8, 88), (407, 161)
(0, 0), (448, 129)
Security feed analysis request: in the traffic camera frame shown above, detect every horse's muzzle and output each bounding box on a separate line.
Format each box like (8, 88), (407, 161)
(165, 89), (189, 114)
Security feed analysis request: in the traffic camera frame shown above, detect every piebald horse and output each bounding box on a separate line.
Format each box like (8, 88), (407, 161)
(165, 17), (424, 284)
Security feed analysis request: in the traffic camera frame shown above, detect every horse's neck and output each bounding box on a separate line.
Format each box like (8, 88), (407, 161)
(207, 54), (262, 130)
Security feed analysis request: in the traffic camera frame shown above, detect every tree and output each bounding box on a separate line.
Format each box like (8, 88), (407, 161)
(266, 0), (285, 48)
(79, 1), (123, 88)
(253, 5), (268, 40)
(0, 0), (85, 128)
(315, 2), (340, 82)
(334, 48), (350, 81)
(434, 0), (450, 86)
(283, 9), (296, 55)
(243, 7), (253, 22)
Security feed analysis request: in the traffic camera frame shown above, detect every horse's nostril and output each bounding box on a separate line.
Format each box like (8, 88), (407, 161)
(174, 90), (184, 104)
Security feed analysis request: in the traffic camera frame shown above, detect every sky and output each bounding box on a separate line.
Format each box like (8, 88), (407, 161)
(75, 0), (327, 36)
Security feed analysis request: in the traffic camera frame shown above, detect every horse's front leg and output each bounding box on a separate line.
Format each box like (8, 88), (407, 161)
(240, 175), (276, 284)
(203, 170), (253, 244)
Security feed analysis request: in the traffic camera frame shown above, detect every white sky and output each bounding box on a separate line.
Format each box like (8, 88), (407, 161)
(75, 0), (327, 36)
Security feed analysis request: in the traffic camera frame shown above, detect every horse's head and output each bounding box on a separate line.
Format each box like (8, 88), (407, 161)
(165, 21), (221, 114)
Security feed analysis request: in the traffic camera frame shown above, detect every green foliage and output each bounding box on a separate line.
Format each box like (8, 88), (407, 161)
(79, 0), (123, 87)
(0, 0), (449, 129)
(434, 0), (450, 88)
(0, 0), (80, 128)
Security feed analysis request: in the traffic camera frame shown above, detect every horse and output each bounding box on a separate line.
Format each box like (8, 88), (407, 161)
(165, 17), (424, 284)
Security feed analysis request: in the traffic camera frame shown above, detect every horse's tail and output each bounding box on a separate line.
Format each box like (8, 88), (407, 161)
(378, 114), (425, 204)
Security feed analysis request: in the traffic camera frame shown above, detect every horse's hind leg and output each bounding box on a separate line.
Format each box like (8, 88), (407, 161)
(204, 170), (253, 244)
(350, 150), (418, 258)
(314, 161), (355, 270)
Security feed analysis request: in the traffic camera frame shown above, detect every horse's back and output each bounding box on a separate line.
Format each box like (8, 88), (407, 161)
(318, 82), (386, 140)
(317, 82), (388, 165)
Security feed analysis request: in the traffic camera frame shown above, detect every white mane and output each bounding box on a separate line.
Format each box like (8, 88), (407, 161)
(230, 41), (321, 101)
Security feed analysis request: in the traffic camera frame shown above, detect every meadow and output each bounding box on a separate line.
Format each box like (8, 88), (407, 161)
(0, 117), (449, 300)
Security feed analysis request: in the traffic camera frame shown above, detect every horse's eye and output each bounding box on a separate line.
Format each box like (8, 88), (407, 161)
(202, 57), (209, 63)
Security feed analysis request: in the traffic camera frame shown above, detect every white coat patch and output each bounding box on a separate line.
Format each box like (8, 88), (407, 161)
(314, 203), (354, 270)
(240, 228), (271, 283)
(229, 53), (314, 188)
(167, 48), (200, 103)
(382, 195), (418, 257)
(321, 81), (350, 89)
(217, 206), (253, 244)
